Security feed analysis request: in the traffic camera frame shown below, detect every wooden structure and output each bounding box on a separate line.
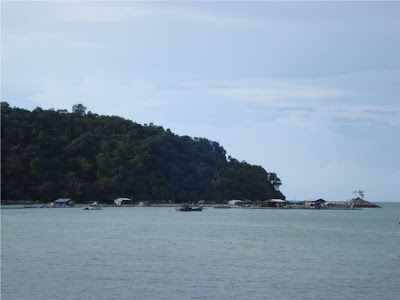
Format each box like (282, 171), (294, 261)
(114, 198), (132, 206)
(262, 199), (288, 208)
(305, 198), (326, 209)
(51, 198), (75, 207)
(228, 200), (244, 206)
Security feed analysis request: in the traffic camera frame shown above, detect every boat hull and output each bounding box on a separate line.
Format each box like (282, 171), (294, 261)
(81, 203), (102, 210)
(175, 206), (203, 212)
(81, 207), (102, 210)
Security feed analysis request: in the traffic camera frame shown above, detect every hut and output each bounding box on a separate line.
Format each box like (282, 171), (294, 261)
(51, 198), (75, 207)
(305, 198), (326, 209)
(263, 199), (288, 208)
(114, 198), (132, 206)
(228, 200), (244, 206)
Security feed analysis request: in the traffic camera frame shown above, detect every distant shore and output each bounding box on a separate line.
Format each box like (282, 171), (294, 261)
(1, 198), (381, 208)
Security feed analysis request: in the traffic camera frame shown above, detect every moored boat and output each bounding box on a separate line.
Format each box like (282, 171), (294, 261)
(176, 204), (203, 212)
(81, 202), (102, 210)
(213, 205), (231, 209)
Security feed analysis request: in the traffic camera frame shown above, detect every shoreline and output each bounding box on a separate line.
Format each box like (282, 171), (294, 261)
(1, 199), (382, 209)
(1, 204), (367, 210)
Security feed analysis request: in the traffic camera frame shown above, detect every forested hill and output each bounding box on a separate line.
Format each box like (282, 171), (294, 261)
(1, 102), (285, 203)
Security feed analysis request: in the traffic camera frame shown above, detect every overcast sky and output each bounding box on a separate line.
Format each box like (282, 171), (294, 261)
(2, 0), (400, 202)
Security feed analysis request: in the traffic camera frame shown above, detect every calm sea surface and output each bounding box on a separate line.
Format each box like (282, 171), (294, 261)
(2, 203), (400, 300)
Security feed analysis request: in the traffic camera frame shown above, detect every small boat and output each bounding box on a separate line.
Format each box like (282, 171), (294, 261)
(176, 204), (203, 212)
(81, 202), (102, 210)
(213, 205), (231, 209)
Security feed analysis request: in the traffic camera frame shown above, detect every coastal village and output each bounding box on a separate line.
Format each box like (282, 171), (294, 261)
(3, 196), (381, 210)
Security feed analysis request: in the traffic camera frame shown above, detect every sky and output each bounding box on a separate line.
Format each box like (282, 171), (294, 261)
(2, 0), (400, 202)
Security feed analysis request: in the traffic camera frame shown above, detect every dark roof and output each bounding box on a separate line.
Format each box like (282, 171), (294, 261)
(54, 198), (72, 203)
(305, 198), (325, 202)
(264, 199), (287, 203)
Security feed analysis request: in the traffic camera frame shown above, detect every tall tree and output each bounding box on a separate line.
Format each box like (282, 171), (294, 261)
(72, 104), (87, 115)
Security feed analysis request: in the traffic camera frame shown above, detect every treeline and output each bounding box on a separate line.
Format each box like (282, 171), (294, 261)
(1, 102), (285, 203)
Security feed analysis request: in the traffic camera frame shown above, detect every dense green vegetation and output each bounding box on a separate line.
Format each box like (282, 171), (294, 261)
(1, 102), (285, 203)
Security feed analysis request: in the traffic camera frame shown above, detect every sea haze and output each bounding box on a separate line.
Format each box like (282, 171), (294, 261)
(2, 203), (400, 300)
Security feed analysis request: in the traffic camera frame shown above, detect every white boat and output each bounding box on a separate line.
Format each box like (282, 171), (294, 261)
(81, 202), (102, 210)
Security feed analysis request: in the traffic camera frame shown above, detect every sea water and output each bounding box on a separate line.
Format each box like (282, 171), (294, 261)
(1, 203), (400, 300)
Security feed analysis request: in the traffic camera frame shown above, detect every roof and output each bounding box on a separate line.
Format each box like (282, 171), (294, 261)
(115, 198), (131, 201)
(265, 199), (287, 203)
(305, 198), (325, 202)
(229, 199), (244, 202)
(54, 198), (72, 203)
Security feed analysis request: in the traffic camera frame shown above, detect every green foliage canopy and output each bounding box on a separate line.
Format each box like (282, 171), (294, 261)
(1, 103), (285, 203)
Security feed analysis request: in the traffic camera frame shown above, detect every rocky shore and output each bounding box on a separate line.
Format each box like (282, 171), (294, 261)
(346, 198), (381, 208)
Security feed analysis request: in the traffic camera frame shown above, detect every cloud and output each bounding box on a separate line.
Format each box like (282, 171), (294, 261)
(31, 69), (399, 134)
(3, 0), (399, 202)
(211, 81), (352, 103)
(32, 77), (160, 115)
(66, 42), (96, 49)
(203, 70), (400, 127)
(53, 1), (257, 27)
(58, 3), (152, 24)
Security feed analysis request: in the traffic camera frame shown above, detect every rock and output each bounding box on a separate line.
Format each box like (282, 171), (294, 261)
(347, 198), (381, 208)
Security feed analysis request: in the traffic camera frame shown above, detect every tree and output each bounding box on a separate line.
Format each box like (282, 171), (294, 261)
(353, 190), (365, 199)
(1, 104), (286, 202)
(267, 172), (282, 190)
(72, 104), (87, 115)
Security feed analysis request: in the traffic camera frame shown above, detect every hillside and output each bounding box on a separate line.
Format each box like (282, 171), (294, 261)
(1, 103), (285, 203)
